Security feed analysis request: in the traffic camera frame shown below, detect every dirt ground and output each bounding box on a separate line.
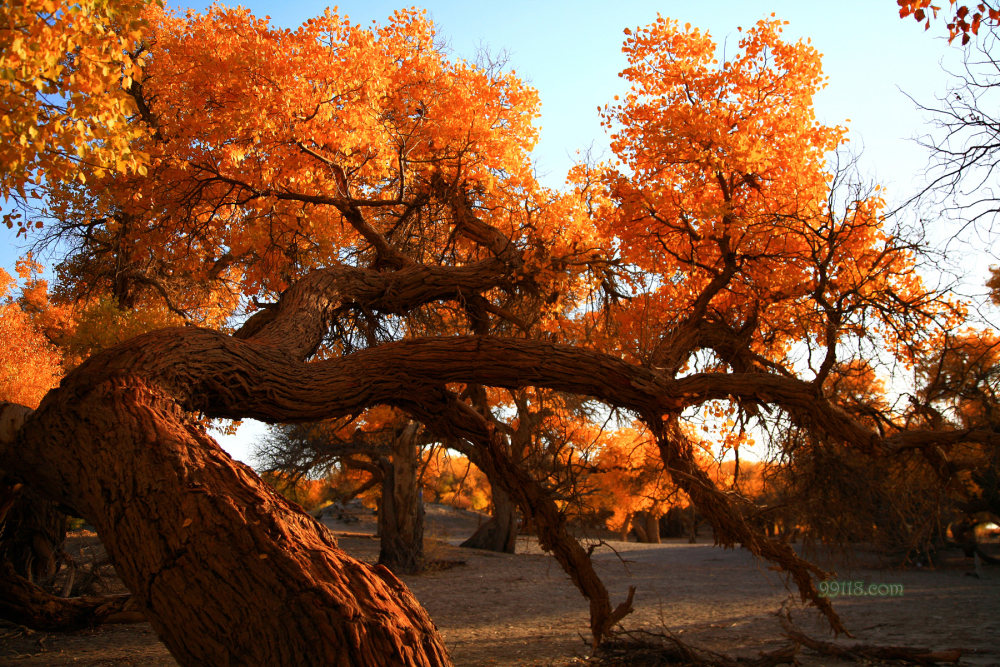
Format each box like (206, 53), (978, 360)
(1, 504), (998, 666)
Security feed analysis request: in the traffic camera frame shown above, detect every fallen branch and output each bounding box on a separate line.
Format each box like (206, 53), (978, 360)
(590, 627), (798, 667)
(779, 607), (963, 665)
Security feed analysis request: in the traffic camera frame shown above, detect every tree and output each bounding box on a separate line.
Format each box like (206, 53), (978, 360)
(421, 449), (492, 513)
(260, 409), (432, 574)
(589, 425), (681, 543)
(2, 5), (997, 665)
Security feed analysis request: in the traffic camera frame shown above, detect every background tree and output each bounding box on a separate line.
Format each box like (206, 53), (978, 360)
(0, 263), (62, 408)
(421, 449), (492, 512)
(0, 262), (65, 580)
(589, 425), (681, 543)
(259, 408), (432, 574)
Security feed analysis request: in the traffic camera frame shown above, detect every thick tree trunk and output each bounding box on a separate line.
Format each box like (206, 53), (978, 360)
(2, 385), (450, 666)
(6, 250), (965, 656)
(460, 484), (517, 553)
(378, 423), (425, 574)
(646, 511), (661, 544)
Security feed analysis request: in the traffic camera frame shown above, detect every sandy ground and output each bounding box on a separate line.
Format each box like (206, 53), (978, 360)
(1, 504), (998, 666)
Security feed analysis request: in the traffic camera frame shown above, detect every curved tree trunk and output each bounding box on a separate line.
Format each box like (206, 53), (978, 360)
(378, 423), (426, 574)
(5, 254), (976, 656)
(2, 385), (450, 666)
(460, 484), (517, 553)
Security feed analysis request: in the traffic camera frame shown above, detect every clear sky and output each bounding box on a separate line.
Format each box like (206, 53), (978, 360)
(1, 1), (975, 463)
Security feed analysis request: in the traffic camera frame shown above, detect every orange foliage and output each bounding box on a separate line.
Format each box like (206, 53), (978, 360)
(582, 15), (961, 374)
(918, 328), (1000, 427)
(824, 360), (891, 426)
(10, 254), (191, 370)
(72, 4), (548, 298)
(589, 426), (676, 535)
(420, 449), (491, 512)
(0, 267), (63, 408)
(0, 0), (149, 227)
(7, 3), (989, 563)
(260, 471), (328, 511)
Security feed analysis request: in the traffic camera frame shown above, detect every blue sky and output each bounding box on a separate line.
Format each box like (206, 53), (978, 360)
(1, 2), (974, 463)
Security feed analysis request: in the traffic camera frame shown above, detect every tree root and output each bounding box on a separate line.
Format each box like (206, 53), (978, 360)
(0, 562), (145, 631)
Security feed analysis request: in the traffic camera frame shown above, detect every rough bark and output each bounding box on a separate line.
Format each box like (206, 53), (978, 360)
(0, 317), (865, 653)
(459, 484), (517, 553)
(3, 381), (450, 666)
(377, 423), (425, 574)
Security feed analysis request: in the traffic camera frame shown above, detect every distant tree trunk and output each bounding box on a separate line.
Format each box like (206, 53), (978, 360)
(629, 511), (661, 544)
(460, 484), (517, 553)
(631, 514), (649, 542)
(619, 513), (633, 542)
(378, 422), (425, 574)
(0, 476), (66, 583)
(662, 506), (685, 538)
(645, 511), (661, 544)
